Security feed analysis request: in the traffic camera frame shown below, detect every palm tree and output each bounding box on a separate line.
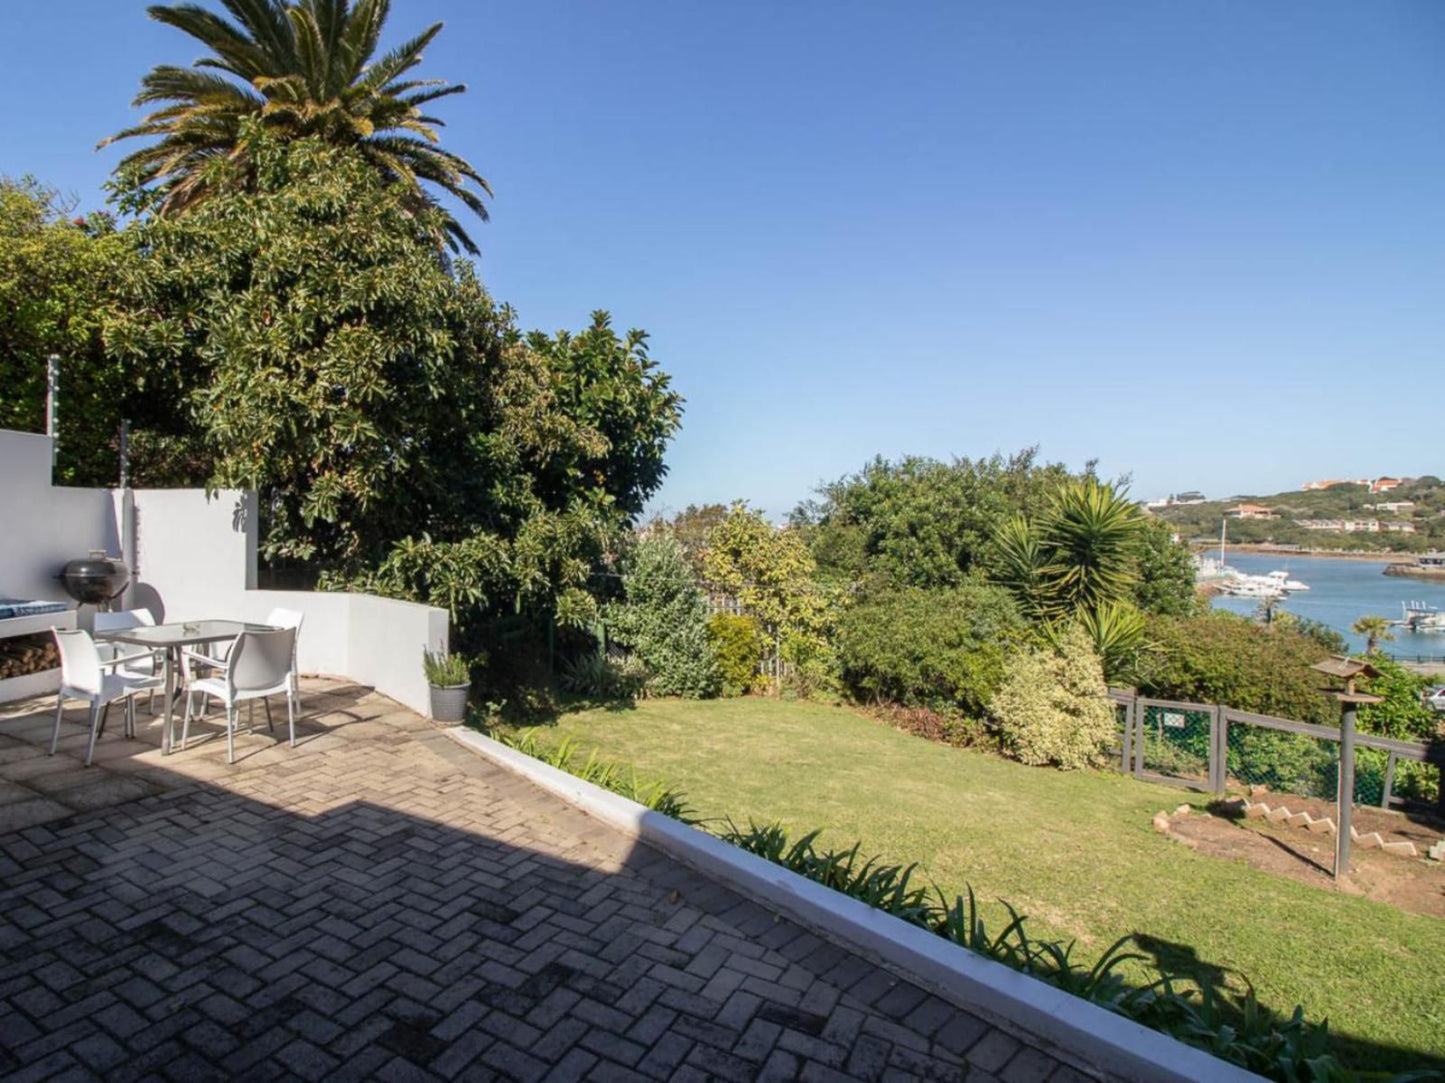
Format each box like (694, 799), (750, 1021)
(101, 0), (490, 253)
(1352, 614), (1394, 655)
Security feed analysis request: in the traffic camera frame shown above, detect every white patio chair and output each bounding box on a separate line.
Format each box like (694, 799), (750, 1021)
(51, 628), (164, 767)
(94, 608), (162, 713)
(182, 627), (297, 764)
(181, 607), (304, 703)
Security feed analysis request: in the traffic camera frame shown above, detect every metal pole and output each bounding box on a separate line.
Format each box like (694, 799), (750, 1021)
(1335, 706), (1356, 880)
(119, 419), (131, 489)
(46, 354), (60, 470)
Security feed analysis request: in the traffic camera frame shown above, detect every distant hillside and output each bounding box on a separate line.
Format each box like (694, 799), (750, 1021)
(1151, 477), (1445, 553)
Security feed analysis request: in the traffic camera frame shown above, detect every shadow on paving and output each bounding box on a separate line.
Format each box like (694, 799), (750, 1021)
(0, 687), (1048, 1083)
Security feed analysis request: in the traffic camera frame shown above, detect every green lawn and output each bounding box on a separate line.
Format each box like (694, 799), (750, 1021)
(534, 697), (1444, 1074)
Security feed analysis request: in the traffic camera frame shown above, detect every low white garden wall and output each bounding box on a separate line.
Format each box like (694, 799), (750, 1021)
(0, 429), (447, 715)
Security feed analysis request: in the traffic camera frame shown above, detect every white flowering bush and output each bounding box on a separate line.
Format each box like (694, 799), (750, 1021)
(992, 623), (1115, 770)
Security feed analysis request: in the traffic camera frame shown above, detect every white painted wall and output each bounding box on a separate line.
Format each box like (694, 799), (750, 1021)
(124, 486), (447, 715)
(0, 429), (117, 611)
(1, 430), (448, 715)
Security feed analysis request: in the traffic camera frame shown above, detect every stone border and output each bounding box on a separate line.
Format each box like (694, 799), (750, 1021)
(445, 727), (1265, 1083)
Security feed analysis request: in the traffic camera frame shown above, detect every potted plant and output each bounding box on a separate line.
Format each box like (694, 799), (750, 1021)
(423, 648), (470, 723)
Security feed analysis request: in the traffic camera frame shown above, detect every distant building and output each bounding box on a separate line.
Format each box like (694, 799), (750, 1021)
(1294, 518), (1403, 533)
(1300, 476), (1408, 494)
(1225, 503), (1275, 520)
(1368, 501), (1416, 513)
(1301, 479), (1366, 491)
(1143, 492), (1206, 510)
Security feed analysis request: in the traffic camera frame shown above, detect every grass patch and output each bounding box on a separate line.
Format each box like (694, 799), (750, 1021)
(538, 697), (1445, 1075)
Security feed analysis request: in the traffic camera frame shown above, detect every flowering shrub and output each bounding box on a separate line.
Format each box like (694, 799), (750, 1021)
(991, 623), (1115, 769)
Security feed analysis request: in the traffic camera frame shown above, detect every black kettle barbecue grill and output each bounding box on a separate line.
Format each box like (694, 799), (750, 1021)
(57, 552), (130, 607)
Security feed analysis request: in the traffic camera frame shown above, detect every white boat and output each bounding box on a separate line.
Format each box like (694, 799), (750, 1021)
(1401, 601), (1445, 633)
(1264, 570), (1310, 592)
(1218, 578), (1285, 599)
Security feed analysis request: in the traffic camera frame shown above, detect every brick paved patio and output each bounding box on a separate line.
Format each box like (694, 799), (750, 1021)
(0, 680), (1090, 1082)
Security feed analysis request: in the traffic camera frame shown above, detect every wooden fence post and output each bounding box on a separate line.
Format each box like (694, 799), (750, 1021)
(1211, 706), (1226, 795)
(1336, 707), (1356, 881)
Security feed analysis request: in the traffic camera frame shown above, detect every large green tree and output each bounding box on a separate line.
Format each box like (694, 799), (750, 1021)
(0, 178), (199, 486)
(106, 131), (681, 637)
(795, 449), (1073, 590)
(103, 0), (490, 253)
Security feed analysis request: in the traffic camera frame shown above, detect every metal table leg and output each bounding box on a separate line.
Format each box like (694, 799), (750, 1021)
(162, 647), (176, 754)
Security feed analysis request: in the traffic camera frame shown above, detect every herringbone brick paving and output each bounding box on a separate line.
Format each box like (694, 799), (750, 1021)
(0, 681), (1090, 1082)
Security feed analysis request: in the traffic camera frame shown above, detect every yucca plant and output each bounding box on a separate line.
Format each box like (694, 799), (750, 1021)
(992, 478), (1143, 623)
(1059, 599), (1147, 684)
(103, 0), (491, 253)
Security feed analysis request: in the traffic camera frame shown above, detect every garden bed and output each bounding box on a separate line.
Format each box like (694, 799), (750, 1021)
(1168, 810), (1445, 919)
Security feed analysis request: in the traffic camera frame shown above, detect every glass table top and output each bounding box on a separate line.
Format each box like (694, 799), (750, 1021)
(96, 620), (277, 647)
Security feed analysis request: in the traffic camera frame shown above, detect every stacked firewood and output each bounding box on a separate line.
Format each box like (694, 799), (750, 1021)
(0, 635), (59, 680)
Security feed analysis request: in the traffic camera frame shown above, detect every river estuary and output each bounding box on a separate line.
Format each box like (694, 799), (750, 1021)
(1209, 552), (1445, 658)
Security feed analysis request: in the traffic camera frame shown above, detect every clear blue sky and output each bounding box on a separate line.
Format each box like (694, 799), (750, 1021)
(4, 1), (1443, 517)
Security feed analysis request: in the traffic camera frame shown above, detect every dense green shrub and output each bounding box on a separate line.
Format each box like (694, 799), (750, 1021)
(1358, 659), (1438, 741)
(606, 536), (721, 698)
(1138, 611), (1336, 727)
(558, 652), (648, 700)
(706, 613), (766, 696)
(836, 580), (1024, 716)
(992, 624), (1116, 769)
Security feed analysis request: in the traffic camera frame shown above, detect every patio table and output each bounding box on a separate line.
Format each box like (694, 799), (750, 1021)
(96, 619), (277, 754)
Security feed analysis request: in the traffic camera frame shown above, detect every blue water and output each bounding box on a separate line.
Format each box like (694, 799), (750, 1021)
(1208, 553), (1445, 657)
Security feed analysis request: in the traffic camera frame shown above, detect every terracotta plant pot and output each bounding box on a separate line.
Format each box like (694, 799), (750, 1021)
(428, 683), (469, 723)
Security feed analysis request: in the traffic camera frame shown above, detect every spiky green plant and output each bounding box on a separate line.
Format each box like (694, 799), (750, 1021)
(502, 729), (699, 823)
(102, 0), (490, 253)
(1067, 599), (1147, 684)
(1037, 477), (1143, 614)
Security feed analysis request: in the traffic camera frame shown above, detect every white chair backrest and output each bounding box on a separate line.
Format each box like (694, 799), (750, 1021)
(54, 628), (103, 697)
(228, 628), (297, 694)
(265, 607), (304, 637)
(94, 609), (156, 634)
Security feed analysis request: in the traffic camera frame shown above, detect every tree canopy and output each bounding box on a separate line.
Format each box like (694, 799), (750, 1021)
(103, 0), (490, 253)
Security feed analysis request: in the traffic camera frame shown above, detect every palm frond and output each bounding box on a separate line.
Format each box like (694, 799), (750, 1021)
(110, 0), (488, 251)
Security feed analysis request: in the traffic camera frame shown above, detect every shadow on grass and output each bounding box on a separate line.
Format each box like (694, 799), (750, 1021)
(1129, 932), (1444, 1078)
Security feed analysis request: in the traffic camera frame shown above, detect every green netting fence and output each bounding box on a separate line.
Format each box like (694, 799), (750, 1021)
(1137, 701), (1212, 785)
(1112, 693), (1443, 814)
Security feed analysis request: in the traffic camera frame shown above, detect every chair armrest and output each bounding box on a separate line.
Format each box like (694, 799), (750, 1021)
(181, 647), (228, 671)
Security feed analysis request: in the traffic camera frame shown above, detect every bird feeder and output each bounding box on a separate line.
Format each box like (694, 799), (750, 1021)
(1309, 656), (1382, 879)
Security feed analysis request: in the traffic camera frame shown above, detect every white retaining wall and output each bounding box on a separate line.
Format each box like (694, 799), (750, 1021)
(0, 430), (118, 606)
(0, 430), (447, 715)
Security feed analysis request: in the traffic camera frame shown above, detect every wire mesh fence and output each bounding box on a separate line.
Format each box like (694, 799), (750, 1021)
(1111, 692), (1442, 817)
(1223, 715), (1338, 800)
(1136, 700), (1212, 785)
